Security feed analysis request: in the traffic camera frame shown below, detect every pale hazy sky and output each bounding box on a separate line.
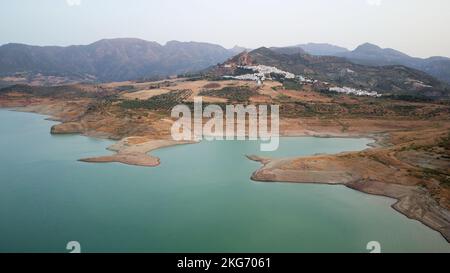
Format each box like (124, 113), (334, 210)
(1, 0), (449, 58)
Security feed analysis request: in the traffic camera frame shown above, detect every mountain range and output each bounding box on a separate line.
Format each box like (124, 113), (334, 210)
(297, 43), (450, 84)
(0, 38), (243, 82)
(0, 38), (450, 89)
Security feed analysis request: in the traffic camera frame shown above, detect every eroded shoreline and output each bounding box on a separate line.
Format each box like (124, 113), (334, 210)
(247, 149), (450, 243)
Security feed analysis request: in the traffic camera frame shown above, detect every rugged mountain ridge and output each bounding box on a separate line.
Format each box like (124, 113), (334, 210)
(337, 43), (450, 84)
(0, 38), (236, 82)
(298, 42), (450, 84)
(2, 38), (449, 91)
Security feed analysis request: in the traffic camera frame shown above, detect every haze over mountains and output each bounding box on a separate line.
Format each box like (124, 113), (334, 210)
(0, 38), (241, 82)
(0, 38), (450, 88)
(296, 43), (349, 56)
(298, 43), (450, 84)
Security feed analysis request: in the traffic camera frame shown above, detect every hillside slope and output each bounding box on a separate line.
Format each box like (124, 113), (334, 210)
(210, 47), (449, 98)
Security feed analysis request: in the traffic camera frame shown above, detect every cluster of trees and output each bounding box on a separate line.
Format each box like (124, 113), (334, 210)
(199, 86), (257, 103)
(120, 90), (192, 111)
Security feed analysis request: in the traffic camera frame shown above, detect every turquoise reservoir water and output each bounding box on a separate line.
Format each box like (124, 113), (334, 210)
(0, 109), (449, 253)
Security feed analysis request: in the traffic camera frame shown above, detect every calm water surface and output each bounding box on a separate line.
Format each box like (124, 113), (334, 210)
(0, 109), (449, 253)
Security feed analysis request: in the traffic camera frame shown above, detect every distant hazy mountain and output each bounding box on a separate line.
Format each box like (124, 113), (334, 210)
(329, 43), (450, 84)
(229, 45), (251, 55)
(270, 46), (307, 55)
(210, 47), (449, 99)
(297, 43), (349, 56)
(0, 38), (236, 82)
(290, 42), (450, 84)
(336, 43), (418, 66)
